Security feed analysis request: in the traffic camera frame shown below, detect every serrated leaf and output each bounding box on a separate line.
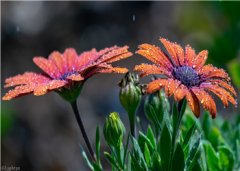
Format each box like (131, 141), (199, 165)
(171, 143), (184, 171)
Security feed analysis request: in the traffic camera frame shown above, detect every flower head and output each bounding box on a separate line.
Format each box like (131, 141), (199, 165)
(3, 46), (132, 102)
(134, 38), (237, 118)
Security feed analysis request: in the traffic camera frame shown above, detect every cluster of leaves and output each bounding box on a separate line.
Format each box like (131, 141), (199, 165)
(82, 91), (239, 171)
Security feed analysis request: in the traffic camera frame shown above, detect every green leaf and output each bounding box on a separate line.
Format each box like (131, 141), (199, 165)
(138, 132), (154, 152)
(92, 163), (103, 171)
(218, 145), (234, 171)
(146, 126), (156, 149)
(152, 152), (161, 170)
(95, 126), (100, 163)
(203, 141), (221, 171)
(186, 136), (201, 170)
(171, 143), (184, 171)
(104, 152), (121, 170)
(183, 123), (196, 149)
(159, 124), (171, 171)
(130, 153), (145, 171)
(144, 143), (151, 167)
(132, 137), (148, 170)
(191, 161), (202, 171)
(82, 150), (94, 170)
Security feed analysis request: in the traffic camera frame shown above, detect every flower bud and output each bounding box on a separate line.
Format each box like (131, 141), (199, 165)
(119, 73), (142, 136)
(103, 112), (125, 147)
(119, 73), (142, 116)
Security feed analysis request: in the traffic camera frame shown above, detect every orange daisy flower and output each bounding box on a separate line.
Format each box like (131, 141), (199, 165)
(134, 38), (237, 118)
(3, 46), (132, 102)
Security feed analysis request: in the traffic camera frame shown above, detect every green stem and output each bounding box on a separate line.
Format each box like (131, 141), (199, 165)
(129, 112), (136, 137)
(71, 101), (96, 162)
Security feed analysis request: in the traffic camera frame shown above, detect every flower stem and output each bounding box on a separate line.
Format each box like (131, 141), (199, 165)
(129, 112), (136, 137)
(71, 101), (96, 161)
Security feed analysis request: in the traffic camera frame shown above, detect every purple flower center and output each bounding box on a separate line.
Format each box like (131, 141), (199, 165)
(173, 66), (200, 87)
(59, 71), (77, 80)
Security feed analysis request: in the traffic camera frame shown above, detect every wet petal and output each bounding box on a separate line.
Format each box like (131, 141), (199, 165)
(164, 79), (181, 97)
(134, 63), (172, 77)
(2, 84), (35, 100)
(174, 84), (188, 101)
(146, 79), (167, 94)
(191, 88), (217, 118)
(49, 51), (67, 75)
(198, 64), (230, 81)
(77, 49), (98, 70)
(194, 50), (208, 69)
(33, 57), (60, 78)
(186, 90), (200, 117)
(137, 43), (173, 70)
(160, 38), (180, 66)
(172, 43), (185, 66)
(67, 73), (84, 81)
(201, 83), (237, 107)
(185, 45), (196, 67)
(206, 79), (237, 96)
(63, 48), (78, 72)
(4, 72), (50, 88)
(98, 67), (128, 74)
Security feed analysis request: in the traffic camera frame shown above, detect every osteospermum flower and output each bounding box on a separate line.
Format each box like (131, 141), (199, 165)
(3, 46), (132, 102)
(134, 38), (237, 118)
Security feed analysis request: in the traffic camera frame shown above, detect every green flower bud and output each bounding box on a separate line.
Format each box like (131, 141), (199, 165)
(103, 112), (125, 147)
(119, 73), (142, 136)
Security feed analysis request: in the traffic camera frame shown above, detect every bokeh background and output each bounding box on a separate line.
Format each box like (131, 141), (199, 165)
(1, 1), (240, 171)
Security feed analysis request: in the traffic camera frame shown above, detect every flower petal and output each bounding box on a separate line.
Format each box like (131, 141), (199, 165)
(191, 88), (217, 118)
(49, 51), (67, 75)
(164, 79), (181, 97)
(67, 74), (84, 81)
(207, 79), (237, 96)
(4, 72), (50, 88)
(33, 57), (60, 78)
(77, 49), (98, 70)
(146, 79), (167, 94)
(193, 50), (208, 69)
(172, 42), (185, 66)
(136, 43), (173, 70)
(63, 48), (78, 72)
(95, 46), (132, 64)
(2, 85), (35, 100)
(185, 45), (196, 67)
(201, 83), (237, 107)
(174, 84), (188, 101)
(160, 38), (180, 66)
(134, 63), (172, 77)
(98, 67), (128, 74)
(186, 90), (200, 117)
(198, 64), (230, 81)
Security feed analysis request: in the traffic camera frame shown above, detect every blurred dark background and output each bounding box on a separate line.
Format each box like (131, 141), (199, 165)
(1, 1), (240, 171)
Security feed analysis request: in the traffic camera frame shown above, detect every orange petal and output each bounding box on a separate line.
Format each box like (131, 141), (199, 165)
(160, 38), (180, 66)
(96, 46), (132, 64)
(191, 88), (217, 118)
(67, 74), (84, 81)
(134, 63), (172, 77)
(185, 45), (196, 67)
(4, 72), (50, 88)
(49, 51), (67, 75)
(174, 84), (188, 101)
(172, 43), (185, 66)
(201, 83), (237, 107)
(33, 57), (61, 78)
(186, 90), (200, 117)
(63, 48), (78, 72)
(137, 43), (173, 70)
(207, 79), (237, 96)
(146, 79), (167, 94)
(193, 50), (208, 69)
(77, 49), (98, 70)
(198, 64), (230, 81)
(164, 79), (181, 97)
(33, 80), (67, 96)
(2, 85), (35, 100)
(97, 66), (128, 74)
